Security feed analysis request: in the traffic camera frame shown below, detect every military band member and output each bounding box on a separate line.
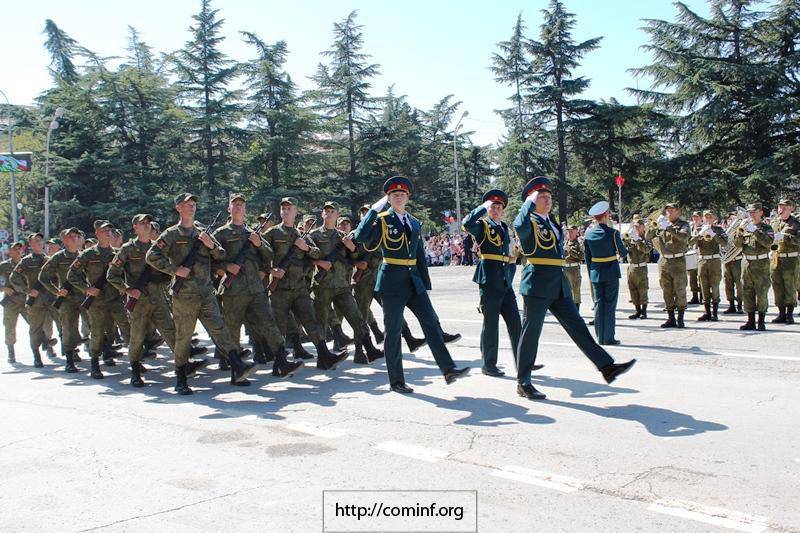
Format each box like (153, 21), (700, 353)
(646, 203), (691, 328)
(146, 193), (256, 394)
(722, 212), (744, 314)
(354, 176), (469, 393)
(622, 218), (652, 319)
(735, 202), (773, 331)
(563, 225), (583, 312)
(513, 177), (635, 400)
(689, 210), (727, 321)
(688, 210), (702, 304)
(1, 242), (28, 363)
(770, 198), (799, 324)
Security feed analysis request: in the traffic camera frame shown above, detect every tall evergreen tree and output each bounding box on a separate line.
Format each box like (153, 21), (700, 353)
(43, 19), (81, 84)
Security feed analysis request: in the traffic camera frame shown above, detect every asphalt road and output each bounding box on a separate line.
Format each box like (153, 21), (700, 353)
(1, 265), (798, 532)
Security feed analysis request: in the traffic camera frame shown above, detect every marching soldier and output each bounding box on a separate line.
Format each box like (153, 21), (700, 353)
(309, 202), (383, 365)
(623, 217), (652, 319)
(212, 194), (303, 379)
(39, 228), (85, 372)
(688, 210), (702, 304)
(9, 232), (59, 367)
(722, 212), (744, 314)
(352, 206), (388, 345)
(646, 203), (691, 328)
(584, 201), (628, 345)
(354, 176), (469, 393)
(563, 224), (583, 312)
(263, 197), (348, 370)
(735, 202), (773, 331)
(1, 242), (28, 363)
(770, 198), (799, 324)
(146, 193), (256, 394)
(513, 177), (635, 400)
(689, 210), (727, 321)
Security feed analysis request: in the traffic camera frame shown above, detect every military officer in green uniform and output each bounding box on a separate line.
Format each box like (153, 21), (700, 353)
(309, 202), (383, 365)
(39, 228), (85, 372)
(354, 176), (469, 393)
(212, 194), (303, 379)
(689, 210), (727, 321)
(1, 242), (28, 363)
(513, 177), (635, 400)
(462, 189), (523, 377)
(146, 193), (255, 394)
(688, 210), (702, 304)
(622, 218), (652, 319)
(9, 232), (59, 368)
(770, 198), (799, 324)
(563, 225), (583, 312)
(735, 202), (774, 331)
(646, 203), (691, 328)
(263, 197), (348, 370)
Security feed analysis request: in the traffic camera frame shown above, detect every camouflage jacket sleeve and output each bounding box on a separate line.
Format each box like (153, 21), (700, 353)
(146, 229), (179, 275)
(66, 250), (91, 294)
(38, 255), (61, 296)
(106, 245), (130, 294)
(8, 257), (31, 294)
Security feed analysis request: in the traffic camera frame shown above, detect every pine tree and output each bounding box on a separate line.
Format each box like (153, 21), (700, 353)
(43, 19), (81, 84)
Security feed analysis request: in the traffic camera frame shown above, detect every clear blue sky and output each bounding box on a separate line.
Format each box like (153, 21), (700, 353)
(5, 0), (711, 146)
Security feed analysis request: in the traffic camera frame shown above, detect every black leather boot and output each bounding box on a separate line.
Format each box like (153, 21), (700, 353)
(353, 343), (370, 365)
(786, 306), (795, 325)
(661, 310), (677, 328)
(628, 305), (641, 320)
(315, 341), (348, 370)
(369, 321), (385, 344)
(32, 346), (44, 368)
(771, 306), (786, 324)
(757, 312), (766, 331)
(252, 340), (268, 364)
(271, 345), (303, 378)
(90, 355), (104, 379)
(677, 309), (686, 328)
(64, 351), (79, 373)
(402, 325), (426, 353)
(711, 302), (719, 321)
(640, 304), (648, 319)
(689, 291), (700, 305)
(174, 364), (192, 395)
(7, 344), (16, 363)
(723, 300), (737, 314)
(130, 361), (145, 388)
(290, 334), (314, 360)
(331, 324), (353, 351)
(363, 334), (384, 362)
(736, 300), (743, 314)
(739, 312), (756, 330)
(228, 350), (256, 384)
(698, 303), (711, 321)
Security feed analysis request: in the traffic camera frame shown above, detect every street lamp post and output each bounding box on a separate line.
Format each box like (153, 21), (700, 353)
(44, 107), (64, 240)
(0, 89), (18, 242)
(452, 110), (468, 230)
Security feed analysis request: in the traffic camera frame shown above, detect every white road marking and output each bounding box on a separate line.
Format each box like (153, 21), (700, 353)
(373, 441), (449, 462)
(283, 422), (346, 439)
(491, 465), (584, 493)
(647, 498), (768, 532)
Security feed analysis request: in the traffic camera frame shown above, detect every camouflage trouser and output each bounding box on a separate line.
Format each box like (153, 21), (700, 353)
(723, 259), (742, 302)
(3, 301), (27, 345)
(80, 308), (90, 339)
(771, 257), (798, 307)
(659, 257), (687, 311)
(86, 302), (116, 357)
(626, 265), (649, 306)
(127, 289), (177, 363)
(57, 297), (83, 354)
(111, 298), (131, 344)
(27, 304), (60, 351)
(328, 306), (342, 328)
(742, 258), (770, 313)
(688, 267), (699, 293)
(172, 292), (236, 366)
(313, 287), (369, 344)
(270, 288), (324, 344)
(698, 258), (722, 304)
(353, 273), (378, 326)
(564, 265), (581, 305)
(221, 291), (285, 353)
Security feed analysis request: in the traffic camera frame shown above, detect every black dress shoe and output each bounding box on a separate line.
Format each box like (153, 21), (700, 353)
(442, 332), (461, 344)
(444, 366), (470, 384)
(517, 383), (546, 400)
(532, 364), (544, 371)
(481, 367), (505, 377)
(601, 339), (621, 345)
(390, 382), (414, 394)
(600, 359), (637, 384)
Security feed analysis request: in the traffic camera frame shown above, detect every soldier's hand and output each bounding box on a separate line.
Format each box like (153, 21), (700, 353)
(774, 231), (785, 242)
(248, 232), (262, 247)
(29, 289), (40, 298)
(482, 200), (494, 210)
(371, 195), (389, 211)
(342, 235), (356, 251)
(176, 266), (191, 278)
(56, 288), (69, 297)
(226, 264), (241, 275)
(355, 261), (368, 270)
(126, 288), (142, 299)
(271, 268), (285, 279)
(198, 232), (215, 249)
(86, 287), (101, 297)
(316, 260), (333, 271)
(746, 223), (757, 232)
(294, 238), (310, 251)
(2, 287), (14, 295)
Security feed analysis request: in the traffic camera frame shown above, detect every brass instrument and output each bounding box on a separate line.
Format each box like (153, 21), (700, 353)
(721, 207), (748, 264)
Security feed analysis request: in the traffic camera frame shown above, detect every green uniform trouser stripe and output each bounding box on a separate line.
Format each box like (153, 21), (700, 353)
(173, 292), (236, 366)
(127, 293), (177, 363)
(698, 259), (722, 304)
(479, 285), (521, 370)
(87, 303), (115, 356)
(270, 288), (324, 345)
(742, 259), (770, 313)
(564, 267), (581, 305)
(627, 266), (649, 306)
(771, 257), (798, 307)
(58, 298), (83, 353)
(723, 260), (742, 301)
(221, 291), (285, 354)
(659, 258), (688, 311)
(313, 287), (369, 343)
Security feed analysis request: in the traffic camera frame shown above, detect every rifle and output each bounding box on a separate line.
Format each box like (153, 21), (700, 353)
(221, 214), (272, 289)
(52, 281), (72, 310)
(313, 240), (345, 285)
(171, 211), (223, 295)
(267, 221), (316, 294)
(123, 265), (154, 312)
(81, 272), (108, 310)
(25, 280), (48, 307)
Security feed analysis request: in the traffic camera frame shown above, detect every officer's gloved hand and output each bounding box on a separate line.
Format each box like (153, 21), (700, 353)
(481, 200), (494, 210)
(658, 215), (670, 230)
(774, 231), (785, 242)
(746, 223), (757, 232)
(371, 196), (389, 212)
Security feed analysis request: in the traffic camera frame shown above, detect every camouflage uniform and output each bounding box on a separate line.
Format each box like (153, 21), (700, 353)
(9, 251), (59, 365)
(646, 209), (690, 327)
(734, 207), (773, 330)
(689, 219), (727, 320)
(622, 226), (652, 318)
(563, 237), (583, 307)
(1, 254), (28, 357)
(769, 202), (800, 323)
(39, 247), (83, 362)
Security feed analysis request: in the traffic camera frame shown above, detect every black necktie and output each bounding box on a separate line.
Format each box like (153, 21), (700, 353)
(403, 216), (412, 239)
